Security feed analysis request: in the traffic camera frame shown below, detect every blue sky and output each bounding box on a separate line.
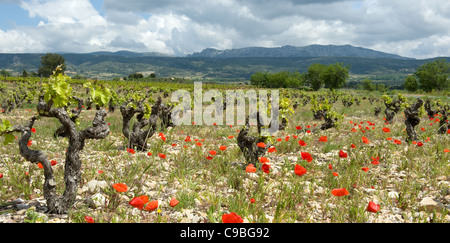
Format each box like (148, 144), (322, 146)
(1, 0), (450, 59)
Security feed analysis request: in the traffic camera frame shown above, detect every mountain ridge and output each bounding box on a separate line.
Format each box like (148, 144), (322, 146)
(186, 44), (412, 60)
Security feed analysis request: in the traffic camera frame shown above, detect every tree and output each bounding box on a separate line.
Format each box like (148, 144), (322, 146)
(305, 63), (326, 91)
(414, 59), (450, 92)
(38, 53), (66, 78)
(362, 78), (375, 91)
(404, 75), (418, 92)
(322, 62), (350, 91)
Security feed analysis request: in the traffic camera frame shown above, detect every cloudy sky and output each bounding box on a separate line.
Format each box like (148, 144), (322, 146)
(0, 0), (449, 59)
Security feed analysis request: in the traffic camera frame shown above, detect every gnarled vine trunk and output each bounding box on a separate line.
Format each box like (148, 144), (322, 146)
(404, 98), (423, 143)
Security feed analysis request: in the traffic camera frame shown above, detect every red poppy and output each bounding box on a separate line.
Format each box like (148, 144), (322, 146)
(319, 136), (328, 142)
(139, 195), (149, 204)
(362, 136), (370, 144)
(144, 200), (158, 211)
(228, 135), (234, 139)
(393, 139), (401, 145)
(298, 140), (307, 146)
(339, 150), (348, 158)
(285, 136), (290, 141)
(301, 152), (313, 162)
(147, 152), (152, 156)
(382, 127), (390, 133)
(50, 160), (57, 166)
(267, 146), (276, 153)
(362, 167), (369, 172)
(331, 188), (349, 197)
(259, 157), (270, 163)
(184, 136), (191, 142)
(84, 215), (95, 223)
(31, 128), (36, 133)
(196, 142), (202, 147)
(447, 128), (450, 134)
(172, 143), (177, 147)
(328, 163), (333, 170)
(276, 138), (282, 142)
(296, 126), (302, 130)
(170, 198), (179, 207)
(371, 157), (380, 165)
(112, 183), (128, 192)
(219, 146), (227, 151)
(417, 141), (423, 147)
(444, 149), (449, 153)
(209, 150), (217, 156)
(250, 198), (256, 204)
(27, 140), (32, 146)
(158, 153), (166, 159)
(127, 148), (136, 154)
(256, 142), (266, 148)
(333, 172), (339, 176)
(351, 144), (356, 148)
(294, 164), (307, 176)
(98, 170), (104, 174)
(37, 163), (44, 169)
(222, 212), (244, 223)
(0, 173), (4, 179)
(129, 197), (145, 210)
(420, 127), (426, 131)
(262, 163), (271, 174)
(366, 201), (380, 213)
(206, 156), (214, 160)
(245, 164), (257, 173)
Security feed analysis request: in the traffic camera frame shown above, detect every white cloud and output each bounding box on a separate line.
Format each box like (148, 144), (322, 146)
(0, 0), (449, 58)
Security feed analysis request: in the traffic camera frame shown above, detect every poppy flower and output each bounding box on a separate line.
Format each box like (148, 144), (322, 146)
(219, 146), (227, 151)
(184, 136), (191, 142)
(333, 172), (339, 176)
(147, 152), (152, 156)
(328, 163), (333, 170)
(160, 136), (166, 142)
(319, 136), (328, 142)
(298, 140), (307, 146)
(285, 136), (290, 141)
(84, 215), (95, 223)
(170, 198), (179, 207)
(447, 128), (450, 134)
(228, 135), (234, 139)
(421, 127), (426, 131)
(331, 188), (349, 197)
(222, 212), (244, 223)
(393, 139), (401, 145)
(417, 141), (423, 147)
(206, 156), (214, 160)
(382, 127), (390, 133)
(196, 142), (202, 147)
(362, 167), (369, 172)
(276, 138), (283, 142)
(362, 136), (370, 144)
(27, 140), (32, 146)
(371, 157), (380, 165)
(296, 126), (302, 130)
(351, 144), (356, 148)
(98, 170), (104, 174)
(262, 163), (271, 174)
(37, 163), (44, 169)
(139, 195), (149, 204)
(129, 197), (145, 210)
(158, 153), (166, 159)
(209, 150), (217, 156)
(144, 200), (158, 211)
(0, 173), (4, 179)
(259, 157), (270, 163)
(339, 150), (348, 158)
(301, 152), (313, 162)
(250, 198), (256, 204)
(31, 128), (36, 133)
(50, 160), (57, 166)
(267, 146), (276, 153)
(294, 164), (307, 176)
(256, 142), (266, 148)
(112, 183), (128, 192)
(366, 201), (380, 213)
(386, 137), (392, 141)
(127, 148), (136, 154)
(245, 164), (257, 173)
(172, 143), (177, 147)
(444, 149), (449, 153)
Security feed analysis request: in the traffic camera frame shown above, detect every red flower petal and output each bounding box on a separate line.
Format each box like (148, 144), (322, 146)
(222, 212), (244, 223)
(294, 164), (307, 176)
(112, 183), (128, 192)
(331, 188), (349, 197)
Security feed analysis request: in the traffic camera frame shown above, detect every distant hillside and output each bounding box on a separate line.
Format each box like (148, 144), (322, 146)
(186, 44), (412, 60)
(0, 47), (447, 84)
